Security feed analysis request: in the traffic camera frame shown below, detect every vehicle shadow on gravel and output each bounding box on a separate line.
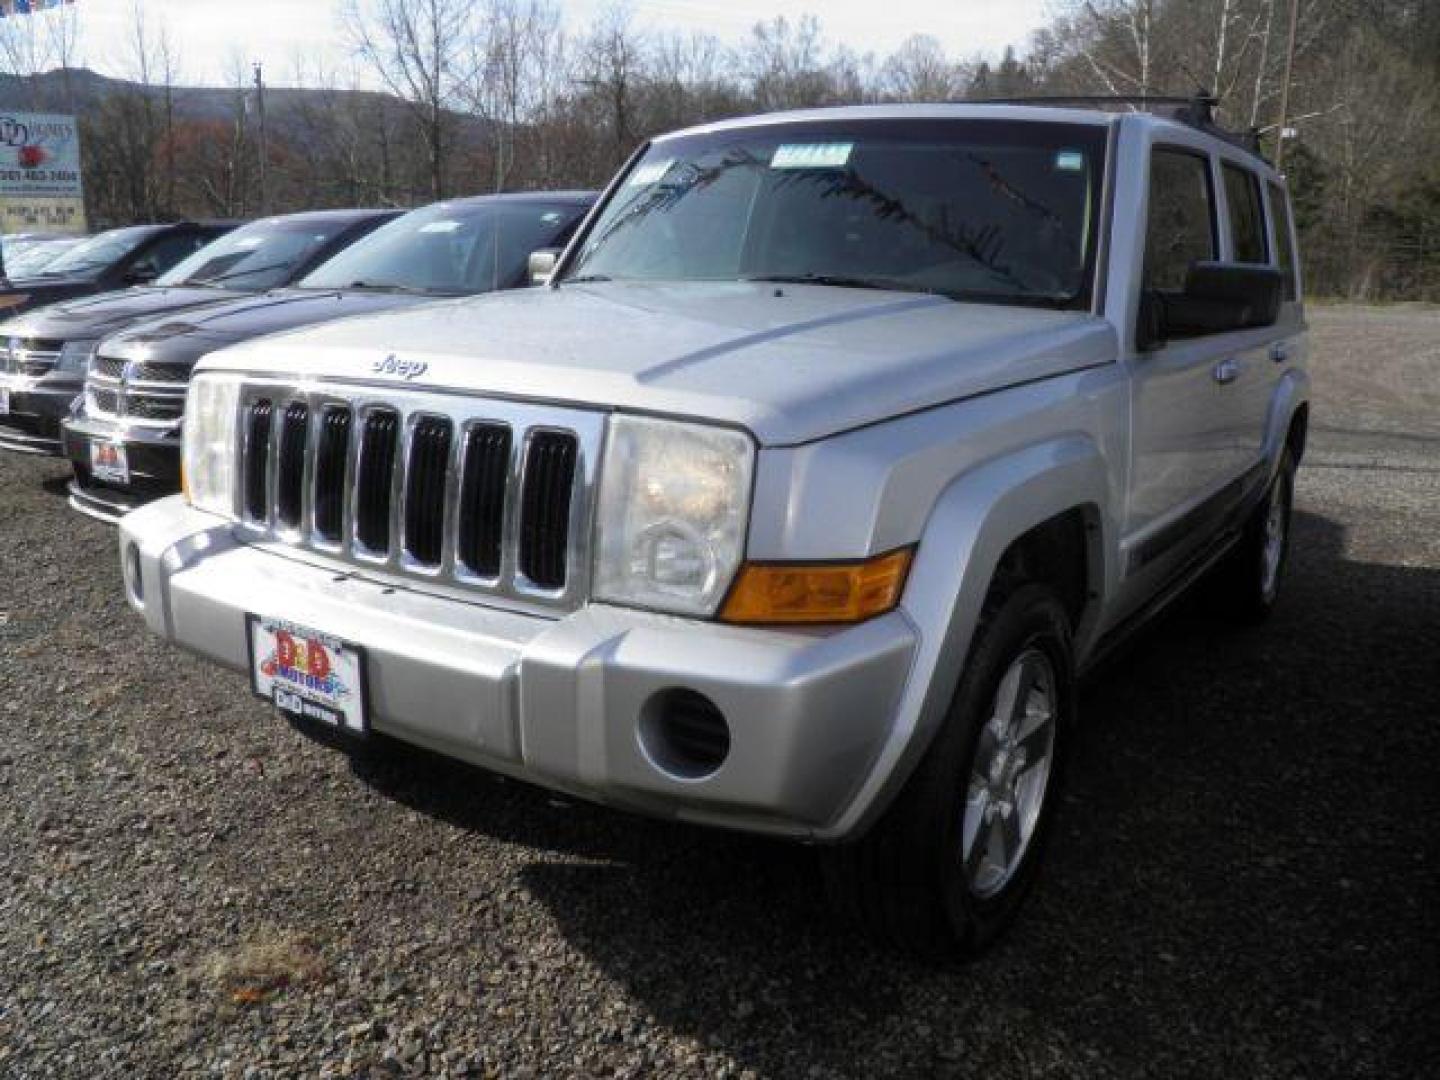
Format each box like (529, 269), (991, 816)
(346, 509), (1439, 1077)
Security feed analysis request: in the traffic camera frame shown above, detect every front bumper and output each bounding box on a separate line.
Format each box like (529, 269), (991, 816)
(119, 497), (919, 839)
(0, 374), (80, 455)
(62, 415), (181, 523)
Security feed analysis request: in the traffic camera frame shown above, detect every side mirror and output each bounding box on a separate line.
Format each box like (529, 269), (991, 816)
(1138, 262), (1283, 350)
(527, 248), (560, 287)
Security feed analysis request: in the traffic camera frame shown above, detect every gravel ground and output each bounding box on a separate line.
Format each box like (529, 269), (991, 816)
(1, 304), (1437, 1078)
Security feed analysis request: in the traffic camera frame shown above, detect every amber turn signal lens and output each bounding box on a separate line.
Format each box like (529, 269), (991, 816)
(179, 461), (190, 502)
(720, 548), (913, 625)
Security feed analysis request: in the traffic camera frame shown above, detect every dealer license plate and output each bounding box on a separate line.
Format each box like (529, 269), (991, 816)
(247, 616), (367, 733)
(90, 440), (130, 484)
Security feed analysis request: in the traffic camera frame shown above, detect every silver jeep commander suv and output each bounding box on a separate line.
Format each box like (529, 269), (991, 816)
(118, 100), (1309, 959)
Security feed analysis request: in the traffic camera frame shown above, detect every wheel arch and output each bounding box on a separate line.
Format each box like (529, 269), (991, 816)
(824, 434), (1114, 839)
(1264, 368), (1311, 472)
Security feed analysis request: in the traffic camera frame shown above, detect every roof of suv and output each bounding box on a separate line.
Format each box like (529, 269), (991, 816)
(660, 102), (1275, 173)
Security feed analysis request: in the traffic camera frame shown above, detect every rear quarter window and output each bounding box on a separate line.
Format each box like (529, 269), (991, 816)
(1222, 163), (1268, 264)
(1267, 180), (1299, 301)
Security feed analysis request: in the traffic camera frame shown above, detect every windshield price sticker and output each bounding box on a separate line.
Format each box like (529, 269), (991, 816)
(772, 142), (854, 169)
(1054, 150), (1086, 172)
(627, 159), (675, 186)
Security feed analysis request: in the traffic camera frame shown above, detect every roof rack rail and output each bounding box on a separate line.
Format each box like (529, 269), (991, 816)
(963, 92), (1268, 162)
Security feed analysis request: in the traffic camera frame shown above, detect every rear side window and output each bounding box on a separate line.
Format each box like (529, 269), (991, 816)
(1143, 149), (1215, 292)
(1223, 164), (1268, 263)
(1267, 180), (1299, 301)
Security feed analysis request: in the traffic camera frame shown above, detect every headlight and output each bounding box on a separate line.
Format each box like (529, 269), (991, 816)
(55, 339), (98, 373)
(181, 374), (241, 517)
(594, 415), (754, 617)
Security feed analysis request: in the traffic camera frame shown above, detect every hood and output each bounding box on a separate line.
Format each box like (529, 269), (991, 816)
(0, 278), (99, 318)
(99, 288), (433, 367)
(1, 285), (245, 341)
(199, 282), (1119, 446)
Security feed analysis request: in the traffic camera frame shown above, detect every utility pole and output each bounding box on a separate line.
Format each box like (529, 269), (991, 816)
(253, 61), (269, 215)
(1273, 0), (1300, 170)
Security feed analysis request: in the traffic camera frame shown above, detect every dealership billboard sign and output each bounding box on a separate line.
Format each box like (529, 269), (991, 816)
(0, 111), (86, 234)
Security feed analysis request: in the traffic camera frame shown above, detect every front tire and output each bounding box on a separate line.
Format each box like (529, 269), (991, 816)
(823, 582), (1074, 961)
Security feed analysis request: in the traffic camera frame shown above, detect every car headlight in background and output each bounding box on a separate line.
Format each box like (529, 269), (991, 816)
(55, 338), (98, 374)
(181, 374), (241, 517)
(594, 415), (754, 617)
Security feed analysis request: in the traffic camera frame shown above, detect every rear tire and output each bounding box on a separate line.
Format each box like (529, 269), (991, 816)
(822, 582), (1074, 961)
(1218, 449), (1295, 623)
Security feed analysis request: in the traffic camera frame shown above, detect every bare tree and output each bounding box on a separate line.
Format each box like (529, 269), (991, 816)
(343, 0), (470, 199)
(576, 7), (645, 171)
(881, 34), (959, 102)
(739, 15), (834, 111)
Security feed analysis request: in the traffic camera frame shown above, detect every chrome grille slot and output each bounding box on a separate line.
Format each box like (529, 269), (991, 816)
(91, 388), (120, 415)
(92, 355), (128, 380)
(130, 363), (188, 383)
(355, 409), (399, 555)
(456, 423), (512, 578)
(125, 395), (184, 421)
(519, 431), (578, 590)
(275, 401), (310, 529)
(233, 382), (602, 614)
(243, 400), (274, 523)
(312, 407), (352, 544)
(402, 415), (453, 568)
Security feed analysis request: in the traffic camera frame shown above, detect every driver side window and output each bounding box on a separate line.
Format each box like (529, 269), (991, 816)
(1143, 148), (1216, 293)
(131, 232), (206, 279)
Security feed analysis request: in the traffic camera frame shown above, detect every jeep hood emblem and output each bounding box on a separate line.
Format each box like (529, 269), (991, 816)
(373, 354), (428, 380)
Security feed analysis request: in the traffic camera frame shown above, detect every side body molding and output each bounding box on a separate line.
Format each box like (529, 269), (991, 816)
(821, 436), (1114, 839)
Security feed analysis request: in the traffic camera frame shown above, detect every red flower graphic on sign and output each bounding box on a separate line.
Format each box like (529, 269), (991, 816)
(17, 145), (46, 169)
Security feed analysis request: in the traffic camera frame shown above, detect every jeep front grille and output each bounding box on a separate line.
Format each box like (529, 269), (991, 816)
(85, 352), (189, 426)
(236, 383), (603, 612)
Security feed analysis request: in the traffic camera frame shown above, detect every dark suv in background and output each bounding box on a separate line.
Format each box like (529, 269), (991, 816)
(0, 221), (236, 318)
(64, 191), (596, 521)
(0, 210), (396, 457)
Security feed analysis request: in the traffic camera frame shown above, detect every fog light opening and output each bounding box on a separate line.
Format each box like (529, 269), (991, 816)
(124, 542), (145, 607)
(638, 688), (731, 781)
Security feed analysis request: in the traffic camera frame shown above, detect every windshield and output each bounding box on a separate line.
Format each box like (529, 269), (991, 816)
(157, 217), (352, 291)
(36, 226), (157, 279)
(564, 119), (1107, 308)
(5, 238), (82, 278)
(300, 200), (587, 294)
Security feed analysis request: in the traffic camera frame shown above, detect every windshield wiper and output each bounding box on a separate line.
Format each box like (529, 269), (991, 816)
(192, 261), (295, 287)
(343, 280), (436, 295)
(562, 274), (612, 284)
(741, 273), (940, 296)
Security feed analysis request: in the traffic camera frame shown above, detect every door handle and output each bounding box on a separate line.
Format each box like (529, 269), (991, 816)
(1270, 341), (1290, 364)
(1212, 357), (1240, 385)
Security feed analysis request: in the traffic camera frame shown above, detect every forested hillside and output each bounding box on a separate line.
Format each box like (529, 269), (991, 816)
(3, 0), (1436, 299)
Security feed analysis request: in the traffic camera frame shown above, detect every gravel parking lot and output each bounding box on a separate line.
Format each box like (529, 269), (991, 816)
(1, 304), (1436, 1079)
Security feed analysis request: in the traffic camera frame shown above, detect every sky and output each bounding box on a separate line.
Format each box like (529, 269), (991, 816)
(60, 0), (1050, 86)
